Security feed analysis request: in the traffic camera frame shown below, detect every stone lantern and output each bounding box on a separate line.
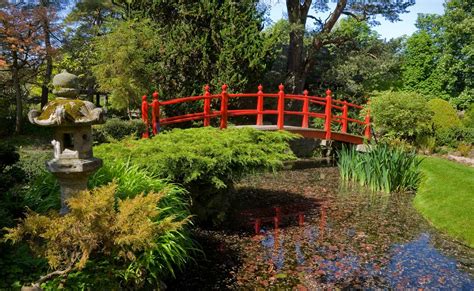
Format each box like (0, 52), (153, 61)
(28, 70), (105, 214)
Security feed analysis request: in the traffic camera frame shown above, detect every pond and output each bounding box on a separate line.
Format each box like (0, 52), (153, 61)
(167, 165), (474, 289)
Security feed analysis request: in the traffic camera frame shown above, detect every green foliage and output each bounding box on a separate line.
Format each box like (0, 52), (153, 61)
(426, 98), (464, 147)
(415, 135), (436, 155)
(93, 118), (146, 144)
(457, 142), (472, 157)
(92, 18), (157, 110)
(427, 98), (462, 131)
(94, 127), (297, 225)
(401, 30), (444, 98)
(435, 126), (474, 148)
(401, 2), (473, 108)
(370, 91), (433, 141)
(4, 183), (192, 288)
(16, 154), (194, 288)
(323, 19), (403, 99)
(462, 103), (474, 128)
(91, 1), (276, 115)
(338, 144), (422, 194)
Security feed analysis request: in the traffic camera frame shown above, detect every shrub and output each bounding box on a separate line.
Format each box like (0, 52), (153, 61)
(93, 118), (146, 143)
(416, 135), (436, 154)
(462, 104), (474, 128)
(427, 98), (462, 130)
(94, 127), (297, 225)
(18, 160), (194, 289)
(435, 126), (474, 148)
(370, 91), (432, 142)
(338, 144), (422, 193)
(457, 142), (472, 157)
(4, 183), (192, 289)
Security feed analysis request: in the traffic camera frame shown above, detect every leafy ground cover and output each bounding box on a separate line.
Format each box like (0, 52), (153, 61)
(166, 165), (473, 289)
(414, 157), (474, 247)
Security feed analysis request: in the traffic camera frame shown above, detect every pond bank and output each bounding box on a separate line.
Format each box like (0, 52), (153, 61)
(166, 166), (473, 289)
(415, 156), (474, 247)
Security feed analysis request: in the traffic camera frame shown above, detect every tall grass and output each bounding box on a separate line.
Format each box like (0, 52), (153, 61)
(338, 144), (422, 193)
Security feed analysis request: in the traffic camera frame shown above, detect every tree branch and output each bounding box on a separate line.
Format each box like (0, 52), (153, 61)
(307, 15), (323, 27)
(341, 10), (368, 22)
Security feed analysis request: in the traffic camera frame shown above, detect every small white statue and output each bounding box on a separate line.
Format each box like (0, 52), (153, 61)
(51, 139), (61, 160)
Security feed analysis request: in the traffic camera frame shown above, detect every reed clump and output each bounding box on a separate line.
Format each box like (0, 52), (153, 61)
(338, 144), (422, 193)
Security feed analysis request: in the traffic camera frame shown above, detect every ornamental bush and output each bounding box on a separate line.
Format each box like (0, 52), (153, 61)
(94, 127), (297, 225)
(370, 91), (433, 142)
(427, 98), (462, 131)
(16, 161), (194, 289)
(93, 118), (146, 144)
(4, 183), (191, 289)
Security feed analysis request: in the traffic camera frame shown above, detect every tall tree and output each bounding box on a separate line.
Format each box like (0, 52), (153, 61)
(401, 1), (473, 108)
(284, 0), (414, 93)
(93, 0), (277, 114)
(59, 0), (116, 102)
(38, 1), (59, 108)
(0, 4), (45, 133)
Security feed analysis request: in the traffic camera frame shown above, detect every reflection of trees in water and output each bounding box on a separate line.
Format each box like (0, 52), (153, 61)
(235, 167), (473, 289)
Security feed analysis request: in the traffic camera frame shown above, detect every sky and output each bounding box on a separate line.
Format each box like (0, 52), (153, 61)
(267, 0), (445, 39)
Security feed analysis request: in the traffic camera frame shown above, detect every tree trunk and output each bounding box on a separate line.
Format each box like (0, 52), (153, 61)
(285, 0), (312, 94)
(12, 51), (23, 134)
(41, 13), (52, 108)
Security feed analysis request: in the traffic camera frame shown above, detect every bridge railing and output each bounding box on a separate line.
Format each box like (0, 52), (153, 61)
(141, 84), (370, 141)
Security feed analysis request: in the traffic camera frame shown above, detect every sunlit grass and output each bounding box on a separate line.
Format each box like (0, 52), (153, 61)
(414, 157), (474, 247)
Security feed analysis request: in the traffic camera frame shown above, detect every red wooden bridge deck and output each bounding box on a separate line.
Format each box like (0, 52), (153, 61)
(142, 84), (370, 145)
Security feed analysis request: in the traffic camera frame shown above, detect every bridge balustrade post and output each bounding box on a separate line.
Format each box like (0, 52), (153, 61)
(151, 91), (160, 135)
(277, 83), (285, 130)
(324, 89), (332, 140)
(220, 84), (228, 129)
(302, 89), (309, 128)
(141, 95), (149, 139)
(364, 110), (371, 140)
(342, 100), (348, 134)
(203, 85), (211, 126)
(256, 84), (264, 126)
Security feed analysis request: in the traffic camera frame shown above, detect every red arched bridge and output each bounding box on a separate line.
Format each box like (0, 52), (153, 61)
(141, 84), (371, 145)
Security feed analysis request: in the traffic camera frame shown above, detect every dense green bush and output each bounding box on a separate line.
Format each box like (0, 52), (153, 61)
(435, 126), (474, 147)
(427, 98), (462, 129)
(338, 144), (422, 193)
(93, 118), (146, 143)
(462, 104), (474, 128)
(370, 91), (433, 142)
(0, 143), (49, 289)
(94, 127), (297, 225)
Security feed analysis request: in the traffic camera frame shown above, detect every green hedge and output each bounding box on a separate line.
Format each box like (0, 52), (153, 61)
(94, 127), (297, 225)
(93, 118), (146, 143)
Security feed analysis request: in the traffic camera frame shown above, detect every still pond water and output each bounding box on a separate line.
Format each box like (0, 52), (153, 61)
(168, 165), (474, 290)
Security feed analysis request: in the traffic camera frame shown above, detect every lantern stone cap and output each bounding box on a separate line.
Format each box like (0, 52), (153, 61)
(52, 70), (79, 98)
(28, 98), (105, 127)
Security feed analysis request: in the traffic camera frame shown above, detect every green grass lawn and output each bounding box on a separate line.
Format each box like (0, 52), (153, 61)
(414, 156), (474, 247)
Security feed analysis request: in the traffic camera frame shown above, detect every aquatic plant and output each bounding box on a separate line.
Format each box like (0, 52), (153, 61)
(337, 144), (422, 193)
